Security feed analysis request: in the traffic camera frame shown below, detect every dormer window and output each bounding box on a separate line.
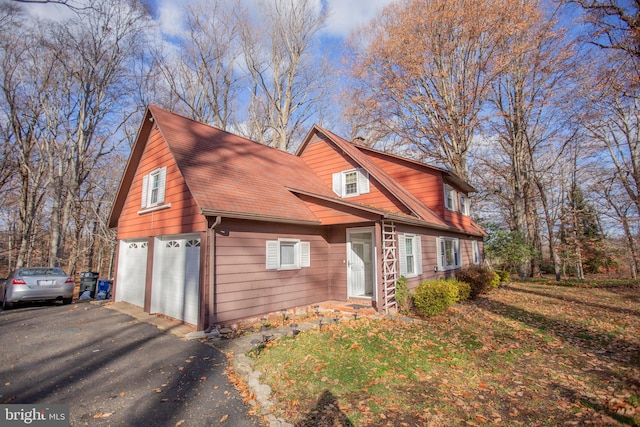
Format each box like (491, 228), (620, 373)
(332, 168), (370, 198)
(444, 184), (457, 211)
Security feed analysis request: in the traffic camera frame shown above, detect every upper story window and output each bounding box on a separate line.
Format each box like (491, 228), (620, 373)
(333, 168), (370, 198)
(444, 184), (457, 211)
(141, 167), (168, 210)
(459, 195), (470, 216)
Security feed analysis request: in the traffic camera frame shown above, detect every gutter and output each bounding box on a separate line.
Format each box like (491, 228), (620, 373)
(200, 208), (321, 226)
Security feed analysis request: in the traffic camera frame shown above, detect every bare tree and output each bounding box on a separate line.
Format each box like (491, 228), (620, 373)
(569, 0), (640, 57)
(597, 167), (639, 278)
(240, 0), (329, 151)
(43, 0), (152, 271)
(0, 5), (58, 268)
(486, 2), (577, 278)
(155, 0), (244, 129)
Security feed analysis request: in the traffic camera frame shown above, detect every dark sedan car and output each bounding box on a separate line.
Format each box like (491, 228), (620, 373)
(1, 267), (74, 309)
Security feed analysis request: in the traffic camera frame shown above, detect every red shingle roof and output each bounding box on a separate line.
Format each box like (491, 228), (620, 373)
(149, 105), (335, 224)
(110, 105), (485, 237)
(298, 125), (486, 236)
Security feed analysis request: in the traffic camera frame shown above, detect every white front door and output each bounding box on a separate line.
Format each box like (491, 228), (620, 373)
(347, 228), (375, 299)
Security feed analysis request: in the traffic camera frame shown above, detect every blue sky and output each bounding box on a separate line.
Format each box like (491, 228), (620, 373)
(148, 0), (393, 42)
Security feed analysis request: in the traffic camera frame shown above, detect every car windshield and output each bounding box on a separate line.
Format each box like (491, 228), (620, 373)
(20, 268), (65, 277)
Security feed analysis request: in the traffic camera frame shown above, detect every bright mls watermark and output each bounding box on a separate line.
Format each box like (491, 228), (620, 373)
(0, 405), (69, 426)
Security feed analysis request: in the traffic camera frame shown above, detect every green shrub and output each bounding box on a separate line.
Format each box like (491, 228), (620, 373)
(453, 279), (471, 301)
(457, 265), (500, 299)
(412, 279), (459, 317)
(395, 276), (411, 314)
(495, 269), (510, 283)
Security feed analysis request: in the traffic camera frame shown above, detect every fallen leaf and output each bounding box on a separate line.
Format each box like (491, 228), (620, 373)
(220, 414), (229, 423)
(119, 392), (125, 397)
(175, 420), (185, 426)
(200, 376), (207, 381)
(154, 388), (162, 393)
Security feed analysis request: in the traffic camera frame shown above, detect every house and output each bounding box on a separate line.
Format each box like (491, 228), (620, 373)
(108, 105), (486, 331)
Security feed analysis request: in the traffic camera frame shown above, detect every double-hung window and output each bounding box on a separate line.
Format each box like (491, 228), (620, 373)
(437, 237), (460, 270)
(266, 239), (311, 270)
(332, 168), (370, 198)
(444, 184), (457, 211)
(141, 167), (167, 209)
(399, 234), (423, 277)
(459, 195), (470, 215)
(472, 240), (481, 265)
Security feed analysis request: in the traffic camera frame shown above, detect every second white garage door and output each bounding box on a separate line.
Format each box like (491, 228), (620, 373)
(151, 234), (201, 325)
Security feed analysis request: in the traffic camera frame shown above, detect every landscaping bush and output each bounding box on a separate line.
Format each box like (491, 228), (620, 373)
(412, 279), (459, 317)
(453, 279), (471, 301)
(395, 276), (412, 314)
(495, 269), (511, 283)
(457, 265), (501, 299)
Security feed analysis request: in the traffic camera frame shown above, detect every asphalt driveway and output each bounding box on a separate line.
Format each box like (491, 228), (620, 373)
(0, 302), (261, 427)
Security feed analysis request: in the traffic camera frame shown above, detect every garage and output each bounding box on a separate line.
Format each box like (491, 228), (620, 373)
(151, 234), (201, 325)
(115, 239), (148, 308)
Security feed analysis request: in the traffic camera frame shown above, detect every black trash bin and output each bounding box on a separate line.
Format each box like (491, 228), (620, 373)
(79, 272), (99, 298)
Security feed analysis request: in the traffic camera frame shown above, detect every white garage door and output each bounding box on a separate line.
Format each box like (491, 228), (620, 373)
(151, 235), (200, 325)
(115, 239), (148, 308)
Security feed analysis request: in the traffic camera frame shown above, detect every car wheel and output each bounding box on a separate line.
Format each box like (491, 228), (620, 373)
(62, 297), (72, 305)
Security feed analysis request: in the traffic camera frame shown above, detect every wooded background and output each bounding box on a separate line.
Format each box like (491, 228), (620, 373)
(1, 0), (638, 280)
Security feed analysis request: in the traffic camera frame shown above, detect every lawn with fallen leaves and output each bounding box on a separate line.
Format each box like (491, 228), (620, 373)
(251, 281), (640, 426)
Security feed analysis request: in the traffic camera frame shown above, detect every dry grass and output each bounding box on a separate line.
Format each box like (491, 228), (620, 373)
(251, 281), (640, 426)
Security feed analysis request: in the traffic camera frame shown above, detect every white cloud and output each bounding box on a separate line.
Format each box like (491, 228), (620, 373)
(155, 0), (186, 38)
(323, 0), (394, 39)
(19, 1), (76, 22)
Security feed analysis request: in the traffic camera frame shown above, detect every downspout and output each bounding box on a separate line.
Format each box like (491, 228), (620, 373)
(207, 216), (222, 332)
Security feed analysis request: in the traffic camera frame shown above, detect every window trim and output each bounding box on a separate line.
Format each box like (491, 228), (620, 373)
(332, 168), (370, 198)
(140, 166), (168, 211)
(472, 240), (481, 265)
(266, 238), (311, 270)
(444, 184), (457, 211)
(398, 233), (423, 278)
(437, 237), (461, 271)
(459, 194), (470, 216)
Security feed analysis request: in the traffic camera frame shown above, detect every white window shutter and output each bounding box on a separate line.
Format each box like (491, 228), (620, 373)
(300, 242), (311, 267)
(415, 236), (423, 275)
(332, 172), (342, 197)
(358, 168), (370, 194)
(437, 238), (443, 270)
(266, 241), (279, 269)
(157, 167), (167, 204)
(398, 235), (407, 276)
(141, 174), (149, 208)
